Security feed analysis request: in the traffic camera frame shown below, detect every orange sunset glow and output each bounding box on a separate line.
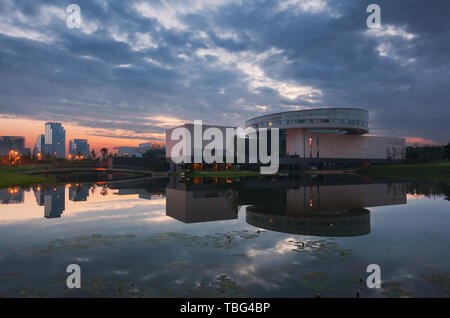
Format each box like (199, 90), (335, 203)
(0, 115), (166, 153)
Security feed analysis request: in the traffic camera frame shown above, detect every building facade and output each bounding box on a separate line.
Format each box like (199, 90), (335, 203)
(138, 141), (165, 150)
(34, 134), (45, 156)
(69, 139), (90, 158)
(245, 108), (405, 162)
(45, 122), (66, 158)
(0, 136), (25, 156)
(165, 123), (236, 164)
(113, 141), (166, 158)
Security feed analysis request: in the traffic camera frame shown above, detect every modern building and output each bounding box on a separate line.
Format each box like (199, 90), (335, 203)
(113, 146), (144, 157)
(0, 136), (25, 156)
(45, 122), (66, 158)
(114, 141), (165, 158)
(138, 141), (165, 150)
(34, 134), (45, 156)
(246, 108), (405, 161)
(165, 123), (236, 164)
(69, 139), (90, 158)
(165, 108), (406, 169)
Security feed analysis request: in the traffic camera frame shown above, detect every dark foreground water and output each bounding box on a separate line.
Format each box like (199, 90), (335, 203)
(0, 175), (449, 298)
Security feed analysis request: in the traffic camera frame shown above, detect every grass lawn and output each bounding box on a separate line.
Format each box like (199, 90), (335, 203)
(0, 166), (56, 188)
(170, 170), (261, 178)
(357, 162), (450, 182)
(0, 164), (148, 188)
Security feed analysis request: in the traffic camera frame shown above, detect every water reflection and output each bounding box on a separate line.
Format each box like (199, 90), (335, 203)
(0, 177), (411, 234)
(166, 178), (238, 223)
(0, 187), (24, 204)
(246, 183), (406, 237)
(0, 175), (449, 298)
(34, 185), (65, 218)
(166, 177), (407, 237)
(69, 184), (89, 202)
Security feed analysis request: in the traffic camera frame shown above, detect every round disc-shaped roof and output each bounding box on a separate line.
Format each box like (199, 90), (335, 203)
(245, 108), (369, 135)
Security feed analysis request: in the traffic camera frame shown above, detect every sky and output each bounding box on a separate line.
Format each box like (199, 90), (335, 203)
(0, 0), (449, 151)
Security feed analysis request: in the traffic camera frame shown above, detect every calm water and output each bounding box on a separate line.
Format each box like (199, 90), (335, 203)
(0, 175), (449, 298)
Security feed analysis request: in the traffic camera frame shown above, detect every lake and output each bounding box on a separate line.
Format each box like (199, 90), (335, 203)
(0, 175), (449, 297)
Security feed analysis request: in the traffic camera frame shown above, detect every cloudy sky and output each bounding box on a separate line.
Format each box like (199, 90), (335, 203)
(0, 0), (449, 150)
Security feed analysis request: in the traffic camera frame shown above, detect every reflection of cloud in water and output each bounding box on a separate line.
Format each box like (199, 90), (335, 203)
(247, 237), (297, 257)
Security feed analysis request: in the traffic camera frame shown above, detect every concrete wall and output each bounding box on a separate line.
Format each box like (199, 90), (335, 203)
(286, 129), (405, 160)
(166, 123), (236, 161)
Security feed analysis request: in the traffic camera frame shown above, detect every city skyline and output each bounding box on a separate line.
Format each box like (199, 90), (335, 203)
(0, 116), (165, 152)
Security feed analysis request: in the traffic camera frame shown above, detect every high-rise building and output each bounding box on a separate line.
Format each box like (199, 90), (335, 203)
(69, 139), (90, 158)
(34, 134), (45, 156)
(45, 122), (66, 158)
(0, 136), (25, 156)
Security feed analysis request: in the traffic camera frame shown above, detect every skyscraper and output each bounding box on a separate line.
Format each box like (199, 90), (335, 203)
(34, 134), (45, 156)
(45, 122), (65, 158)
(69, 139), (89, 158)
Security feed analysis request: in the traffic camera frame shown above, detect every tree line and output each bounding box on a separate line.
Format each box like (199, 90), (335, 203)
(405, 143), (450, 163)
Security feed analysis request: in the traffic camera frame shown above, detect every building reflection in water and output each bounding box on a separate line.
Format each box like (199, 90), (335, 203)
(0, 188), (24, 204)
(166, 178), (238, 223)
(114, 188), (165, 200)
(33, 185), (65, 218)
(246, 183), (407, 237)
(69, 184), (89, 202)
(108, 179), (166, 200)
(165, 177), (407, 237)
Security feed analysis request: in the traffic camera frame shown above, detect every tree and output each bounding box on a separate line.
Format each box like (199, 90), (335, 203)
(90, 149), (96, 160)
(100, 148), (108, 161)
(444, 143), (450, 160)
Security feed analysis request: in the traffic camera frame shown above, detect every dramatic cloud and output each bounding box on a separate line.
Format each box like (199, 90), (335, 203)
(0, 0), (449, 144)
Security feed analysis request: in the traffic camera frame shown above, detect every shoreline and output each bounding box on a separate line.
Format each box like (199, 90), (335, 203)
(2, 162), (449, 188)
